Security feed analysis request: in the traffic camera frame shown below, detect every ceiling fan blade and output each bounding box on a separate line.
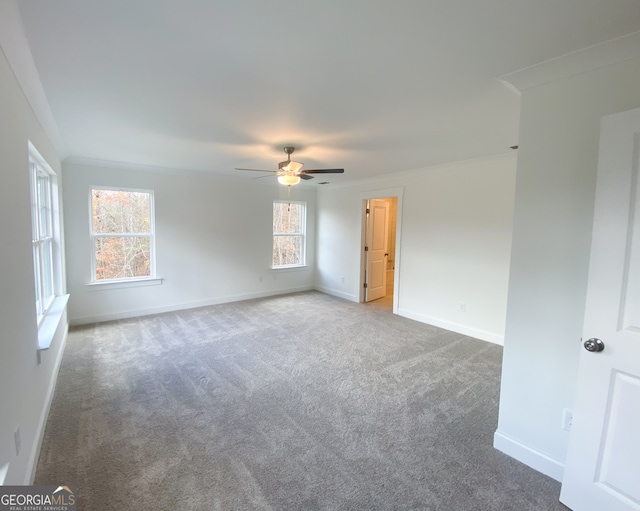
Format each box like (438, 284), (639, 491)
(235, 168), (277, 173)
(252, 174), (276, 180)
(299, 174), (314, 180)
(300, 169), (345, 174)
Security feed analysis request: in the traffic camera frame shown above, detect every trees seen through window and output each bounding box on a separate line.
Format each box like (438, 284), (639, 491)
(273, 201), (306, 267)
(91, 188), (154, 281)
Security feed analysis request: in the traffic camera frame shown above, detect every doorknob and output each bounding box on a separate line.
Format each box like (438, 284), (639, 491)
(584, 338), (605, 353)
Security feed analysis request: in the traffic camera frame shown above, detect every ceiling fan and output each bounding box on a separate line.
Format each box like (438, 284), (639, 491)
(235, 146), (344, 186)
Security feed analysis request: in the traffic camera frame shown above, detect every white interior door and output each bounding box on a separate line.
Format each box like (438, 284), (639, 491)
(365, 199), (389, 302)
(560, 107), (640, 511)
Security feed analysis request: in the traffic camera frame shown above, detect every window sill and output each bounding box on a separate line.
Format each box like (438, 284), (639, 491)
(38, 294), (70, 351)
(86, 277), (163, 291)
(270, 265), (309, 272)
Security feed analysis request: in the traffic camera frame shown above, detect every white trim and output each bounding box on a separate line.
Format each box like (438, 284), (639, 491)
(0, 0), (67, 157)
(86, 277), (163, 291)
(493, 430), (564, 482)
(65, 155), (213, 177)
(26, 323), (69, 484)
(397, 307), (504, 345)
(63, 157), (319, 188)
(69, 286), (314, 325)
(64, 155), (274, 183)
(359, 187), (404, 314)
(37, 294), (69, 350)
(270, 265), (309, 272)
(29, 142), (66, 343)
(89, 186), (156, 282)
(29, 146), (56, 320)
(272, 200), (307, 269)
(499, 30), (640, 93)
(314, 285), (358, 302)
(320, 153), (516, 190)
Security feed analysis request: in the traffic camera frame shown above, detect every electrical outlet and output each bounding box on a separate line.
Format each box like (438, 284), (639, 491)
(562, 409), (573, 431)
(258, 275), (263, 283)
(340, 276), (345, 283)
(459, 302), (466, 312)
(14, 426), (21, 456)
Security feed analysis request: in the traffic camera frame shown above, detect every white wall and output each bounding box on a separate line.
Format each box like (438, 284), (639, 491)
(0, 46), (67, 484)
(495, 57), (640, 480)
(316, 154), (516, 344)
(63, 162), (316, 324)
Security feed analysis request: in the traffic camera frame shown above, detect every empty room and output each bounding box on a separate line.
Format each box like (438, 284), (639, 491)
(1, 1), (639, 510)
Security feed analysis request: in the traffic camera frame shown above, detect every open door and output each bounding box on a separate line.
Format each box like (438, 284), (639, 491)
(364, 199), (389, 302)
(560, 108), (640, 511)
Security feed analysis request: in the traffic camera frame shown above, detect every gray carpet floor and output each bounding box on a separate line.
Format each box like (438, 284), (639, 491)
(35, 291), (568, 510)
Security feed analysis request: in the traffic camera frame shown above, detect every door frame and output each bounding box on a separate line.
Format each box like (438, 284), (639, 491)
(359, 187), (404, 313)
(364, 198), (390, 302)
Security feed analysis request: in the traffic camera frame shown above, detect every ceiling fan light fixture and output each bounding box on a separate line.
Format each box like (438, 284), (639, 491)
(278, 174), (301, 186)
(279, 160), (304, 173)
(236, 146), (344, 184)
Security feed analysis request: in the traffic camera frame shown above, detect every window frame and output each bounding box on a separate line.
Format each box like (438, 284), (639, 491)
(89, 186), (156, 283)
(272, 200), (307, 269)
(30, 158), (55, 320)
(29, 141), (69, 351)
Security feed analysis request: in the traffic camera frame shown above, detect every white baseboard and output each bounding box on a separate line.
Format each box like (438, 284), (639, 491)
(493, 430), (564, 482)
(69, 286), (315, 325)
(396, 308), (504, 345)
(25, 321), (69, 484)
(314, 285), (358, 302)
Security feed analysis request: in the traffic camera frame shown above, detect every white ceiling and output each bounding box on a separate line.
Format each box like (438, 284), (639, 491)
(14, 0), (640, 184)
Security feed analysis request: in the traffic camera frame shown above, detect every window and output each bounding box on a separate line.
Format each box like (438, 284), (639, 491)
(29, 142), (68, 351)
(30, 158), (55, 318)
(273, 201), (306, 268)
(90, 188), (155, 281)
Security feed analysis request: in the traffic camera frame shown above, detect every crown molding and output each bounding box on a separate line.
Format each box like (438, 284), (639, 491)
(62, 156), (325, 189)
(64, 155), (259, 181)
(0, 0), (67, 157)
(317, 151), (517, 191)
(499, 31), (640, 93)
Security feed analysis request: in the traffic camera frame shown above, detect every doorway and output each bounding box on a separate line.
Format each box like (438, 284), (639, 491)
(360, 191), (401, 312)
